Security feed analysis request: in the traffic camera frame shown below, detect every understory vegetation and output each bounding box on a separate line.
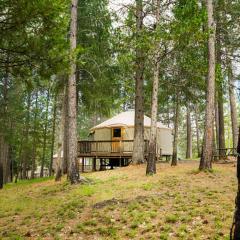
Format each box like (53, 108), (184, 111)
(1, 0), (240, 237)
(0, 162), (236, 239)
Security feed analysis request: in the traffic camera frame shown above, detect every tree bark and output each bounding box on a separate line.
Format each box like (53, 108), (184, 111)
(228, 58), (238, 149)
(40, 89), (50, 177)
(216, 2), (225, 158)
(231, 128), (240, 239)
(218, 87), (225, 158)
(215, 100), (219, 150)
(22, 92), (31, 179)
(0, 135), (9, 184)
(212, 118), (217, 157)
(0, 162), (3, 189)
(167, 106), (170, 128)
(67, 0), (80, 184)
(171, 93), (179, 166)
(16, 136), (23, 182)
(31, 91), (39, 179)
(55, 127), (63, 182)
(62, 84), (69, 174)
(186, 105), (192, 159)
(146, 0), (160, 175)
(0, 58), (11, 184)
(49, 93), (57, 176)
(9, 144), (13, 182)
(132, 0), (145, 165)
(199, 0), (216, 170)
(194, 107), (201, 158)
(55, 90), (65, 181)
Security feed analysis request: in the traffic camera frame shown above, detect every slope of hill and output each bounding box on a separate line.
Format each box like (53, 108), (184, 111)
(0, 162), (236, 239)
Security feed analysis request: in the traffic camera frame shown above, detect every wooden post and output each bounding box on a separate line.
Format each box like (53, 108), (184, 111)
(108, 159), (112, 169)
(82, 157), (84, 173)
(100, 159), (103, 171)
(92, 158), (96, 171)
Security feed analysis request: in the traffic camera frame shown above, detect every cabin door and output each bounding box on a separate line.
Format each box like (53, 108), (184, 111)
(112, 128), (122, 152)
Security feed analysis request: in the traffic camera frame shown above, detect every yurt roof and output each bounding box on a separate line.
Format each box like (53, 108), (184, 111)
(91, 110), (170, 131)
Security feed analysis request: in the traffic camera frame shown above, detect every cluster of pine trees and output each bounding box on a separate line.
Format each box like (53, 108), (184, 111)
(0, 0), (239, 186)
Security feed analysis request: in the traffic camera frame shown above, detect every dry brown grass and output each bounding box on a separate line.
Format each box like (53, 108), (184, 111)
(0, 162), (237, 239)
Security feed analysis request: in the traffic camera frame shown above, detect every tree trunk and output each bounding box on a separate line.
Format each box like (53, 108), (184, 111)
(216, 3), (226, 158)
(132, 0), (145, 165)
(22, 92), (31, 179)
(199, 0), (216, 170)
(55, 89), (65, 181)
(218, 88), (225, 158)
(167, 106), (170, 128)
(62, 84), (69, 174)
(212, 118), (217, 157)
(146, 0), (160, 175)
(228, 58), (238, 149)
(171, 93), (179, 166)
(49, 94), (57, 176)
(215, 100), (219, 150)
(0, 162), (3, 189)
(31, 91), (39, 179)
(195, 107), (201, 158)
(186, 105), (192, 159)
(55, 131), (63, 182)
(16, 136), (23, 182)
(9, 145), (13, 182)
(231, 128), (240, 239)
(40, 89), (50, 177)
(67, 0), (80, 184)
(0, 59), (11, 184)
(0, 135), (9, 184)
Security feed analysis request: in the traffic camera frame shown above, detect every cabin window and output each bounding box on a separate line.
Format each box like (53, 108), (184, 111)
(113, 128), (121, 138)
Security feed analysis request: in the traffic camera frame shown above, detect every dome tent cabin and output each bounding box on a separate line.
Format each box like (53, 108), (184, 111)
(78, 110), (173, 171)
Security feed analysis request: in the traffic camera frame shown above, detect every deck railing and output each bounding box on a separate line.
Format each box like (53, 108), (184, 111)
(78, 140), (149, 156)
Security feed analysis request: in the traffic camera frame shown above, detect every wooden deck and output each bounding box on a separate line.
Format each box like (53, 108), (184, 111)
(77, 140), (171, 172)
(78, 140), (150, 159)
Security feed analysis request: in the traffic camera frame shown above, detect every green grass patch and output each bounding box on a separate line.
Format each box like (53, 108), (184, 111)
(165, 214), (179, 223)
(0, 163), (237, 239)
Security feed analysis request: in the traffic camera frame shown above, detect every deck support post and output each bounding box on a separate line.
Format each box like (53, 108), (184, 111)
(82, 157), (84, 173)
(92, 158), (96, 171)
(100, 159), (103, 171)
(109, 159), (113, 169)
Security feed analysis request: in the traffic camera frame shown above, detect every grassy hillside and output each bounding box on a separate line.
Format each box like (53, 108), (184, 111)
(0, 162), (236, 239)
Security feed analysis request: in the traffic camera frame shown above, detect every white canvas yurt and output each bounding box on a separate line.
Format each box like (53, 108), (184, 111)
(90, 110), (173, 157)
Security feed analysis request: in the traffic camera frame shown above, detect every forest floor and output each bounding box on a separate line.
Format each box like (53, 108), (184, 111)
(0, 161), (236, 240)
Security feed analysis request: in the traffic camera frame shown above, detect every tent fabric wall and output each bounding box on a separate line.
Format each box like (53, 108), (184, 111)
(94, 128), (111, 141)
(93, 126), (173, 156)
(157, 128), (173, 155)
(91, 111), (173, 156)
(121, 127), (151, 140)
